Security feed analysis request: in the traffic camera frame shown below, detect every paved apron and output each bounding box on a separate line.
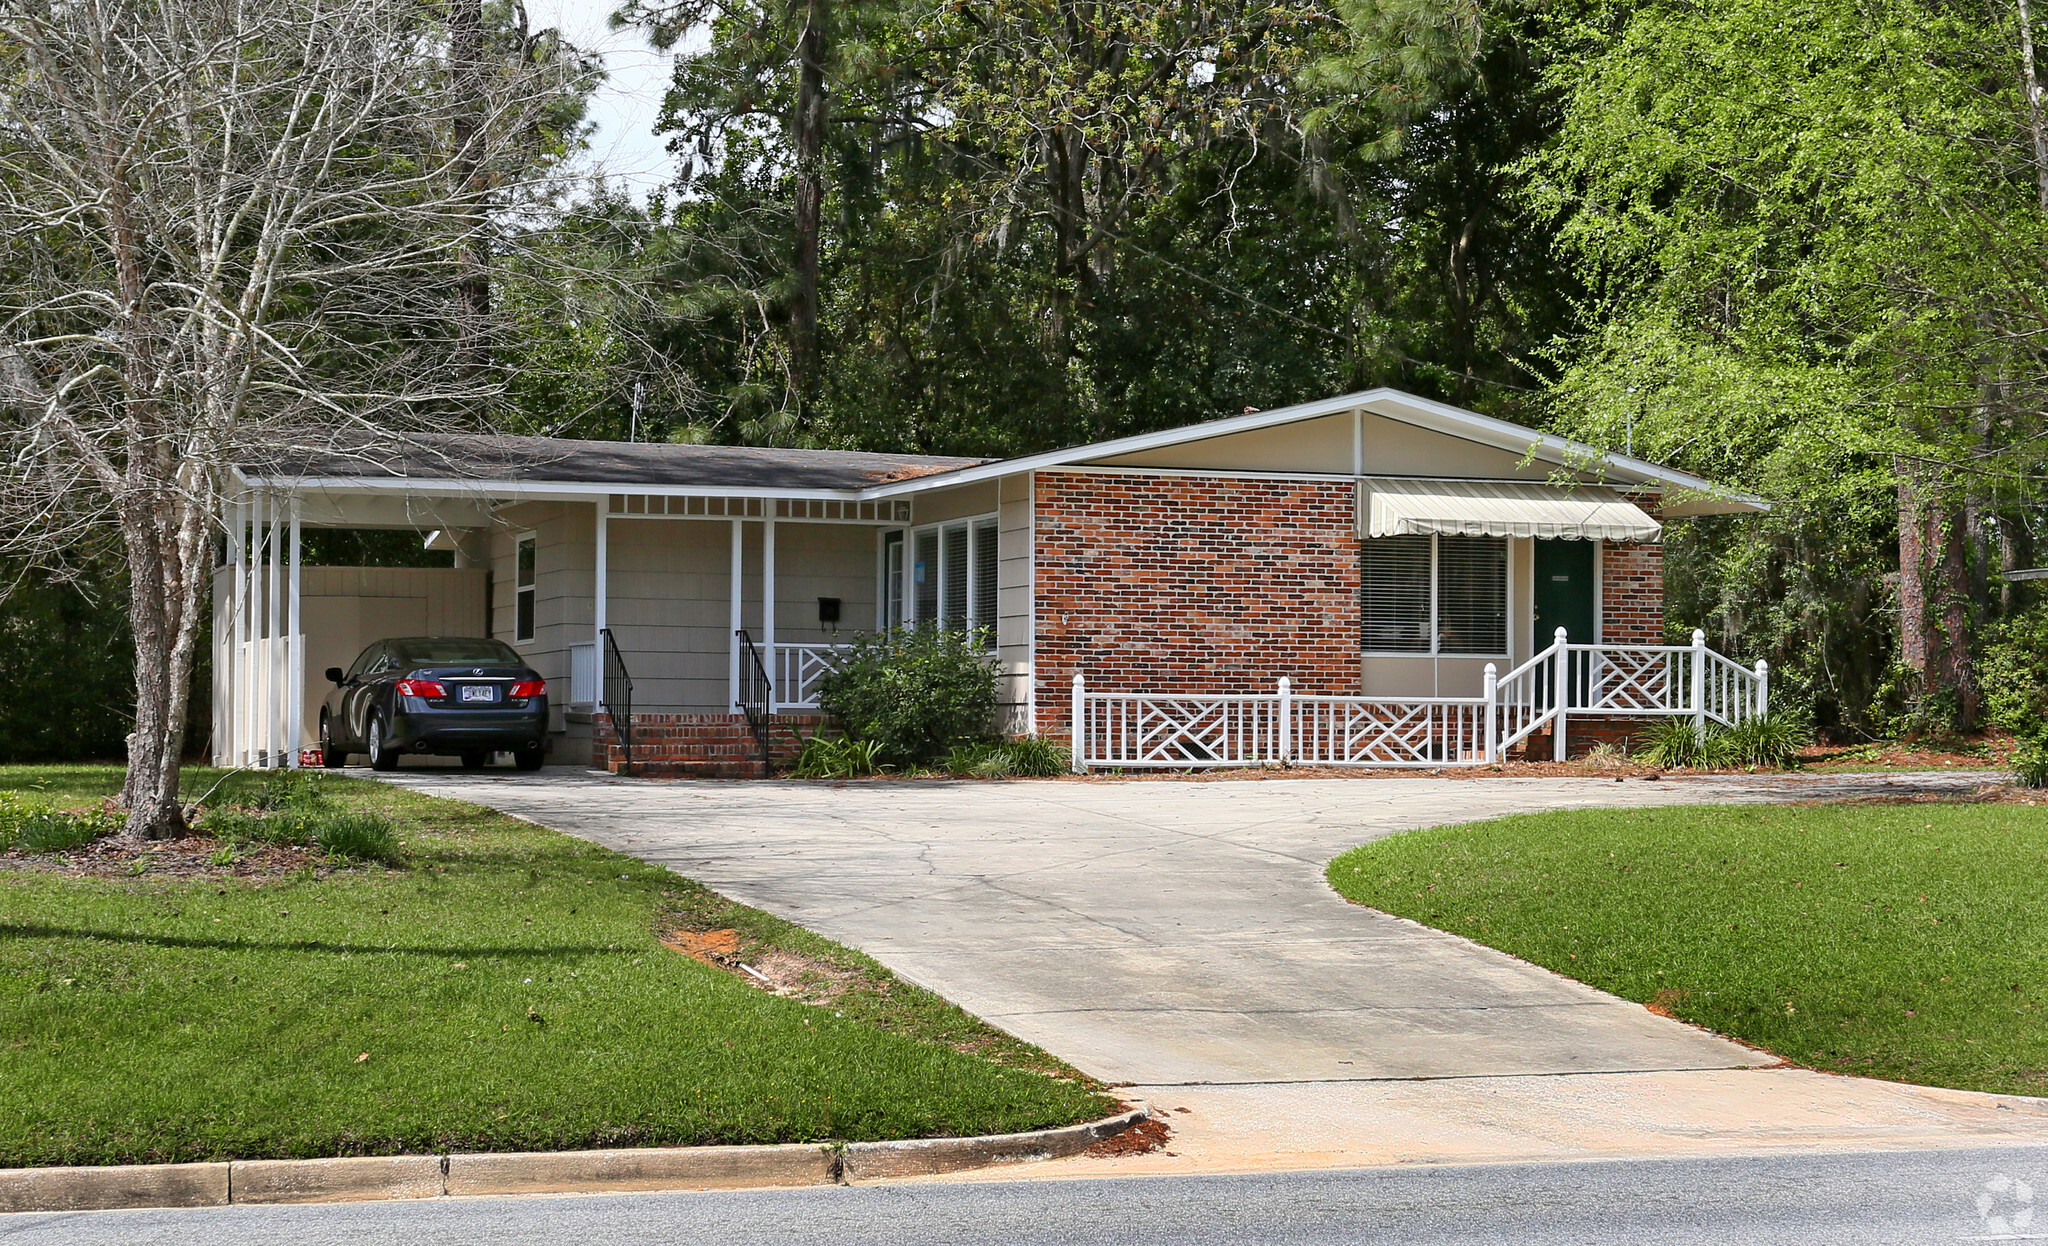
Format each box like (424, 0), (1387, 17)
(382, 769), (1988, 1086)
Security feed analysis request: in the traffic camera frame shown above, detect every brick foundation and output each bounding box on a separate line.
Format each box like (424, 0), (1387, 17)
(593, 712), (822, 778)
(1033, 470), (1362, 743)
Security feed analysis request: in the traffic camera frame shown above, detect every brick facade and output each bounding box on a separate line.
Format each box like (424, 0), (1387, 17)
(1600, 540), (1665, 645)
(1032, 470), (1362, 741)
(593, 712), (821, 778)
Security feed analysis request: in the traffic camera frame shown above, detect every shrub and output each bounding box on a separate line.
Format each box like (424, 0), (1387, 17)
(1638, 718), (1733, 769)
(253, 769), (329, 812)
(2014, 737), (2048, 789)
(1000, 735), (1070, 777)
(1981, 606), (2048, 734)
(790, 734), (884, 779)
(817, 625), (1001, 765)
(311, 812), (401, 863)
(1720, 711), (1812, 769)
(199, 807), (307, 847)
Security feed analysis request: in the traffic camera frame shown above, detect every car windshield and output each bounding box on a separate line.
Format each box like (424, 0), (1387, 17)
(388, 639), (522, 666)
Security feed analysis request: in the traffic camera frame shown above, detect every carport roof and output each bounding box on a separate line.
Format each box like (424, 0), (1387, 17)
(249, 434), (987, 491)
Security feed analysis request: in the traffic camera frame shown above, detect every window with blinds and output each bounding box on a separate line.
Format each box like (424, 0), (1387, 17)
(1360, 534), (1508, 656)
(886, 514), (1001, 651)
(1361, 535), (1432, 652)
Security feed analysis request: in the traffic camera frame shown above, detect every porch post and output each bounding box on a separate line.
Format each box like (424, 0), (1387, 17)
(1552, 626), (1568, 762)
(595, 495), (609, 653)
(1691, 628), (1708, 739)
(762, 515), (776, 710)
(1275, 675), (1291, 765)
(267, 493), (283, 768)
(286, 496), (302, 767)
(225, 497), (245, 766)
(728, 517), (742, 709)
(1482, 663), (1498, 763)
(1069, 673), (1085, 773)
(1756, 658), (1770, 719)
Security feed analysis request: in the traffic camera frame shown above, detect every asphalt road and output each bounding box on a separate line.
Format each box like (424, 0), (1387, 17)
(8, 1147), (2045, 1246)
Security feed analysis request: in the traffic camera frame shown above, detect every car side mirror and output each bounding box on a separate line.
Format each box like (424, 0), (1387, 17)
(325, 667), (346, 685)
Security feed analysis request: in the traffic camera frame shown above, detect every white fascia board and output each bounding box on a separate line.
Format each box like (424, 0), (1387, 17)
(237, 475), (876, 504)
(852, 387), (1767, 512)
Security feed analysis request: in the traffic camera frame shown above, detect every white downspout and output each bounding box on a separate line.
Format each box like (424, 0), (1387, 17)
(267, 493), (283, 768)
(763, 514), (777, 710)
(287, 496), (302, 767)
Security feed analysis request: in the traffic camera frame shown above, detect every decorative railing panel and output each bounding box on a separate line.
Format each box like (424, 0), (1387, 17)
(773, 642), (854, 711)
(1070, 630), (1767, 771)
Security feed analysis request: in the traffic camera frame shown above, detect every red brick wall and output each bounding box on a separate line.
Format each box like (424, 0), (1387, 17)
(1033, 470), (1361, 741)
(1600, 540), (1665, 645)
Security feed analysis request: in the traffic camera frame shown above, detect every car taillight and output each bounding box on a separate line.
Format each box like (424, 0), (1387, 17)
(508, 679), (545, 698)
(395, 679), (447, 698)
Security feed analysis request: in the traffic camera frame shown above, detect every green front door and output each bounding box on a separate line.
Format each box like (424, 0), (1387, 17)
(1533, 540), (1596, 646)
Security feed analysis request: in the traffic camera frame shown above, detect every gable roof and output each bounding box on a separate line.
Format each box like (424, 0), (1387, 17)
(240, 388), (1762, 514)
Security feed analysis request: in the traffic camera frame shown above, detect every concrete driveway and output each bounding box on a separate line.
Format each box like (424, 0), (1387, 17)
(380, 769), (1985, 1087)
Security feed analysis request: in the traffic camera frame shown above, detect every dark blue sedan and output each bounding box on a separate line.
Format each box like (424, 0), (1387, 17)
(319, 637), (548, 771)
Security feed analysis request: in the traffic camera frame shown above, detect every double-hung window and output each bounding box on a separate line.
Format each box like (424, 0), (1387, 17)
(1361, 534), (1507, 656)
(513, 534), (537, 643)
(882, 514), (1000, 649)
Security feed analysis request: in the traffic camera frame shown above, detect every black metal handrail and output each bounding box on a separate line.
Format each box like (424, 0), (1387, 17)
(734, 628), (772, 771)
(601, 627), (634, 776)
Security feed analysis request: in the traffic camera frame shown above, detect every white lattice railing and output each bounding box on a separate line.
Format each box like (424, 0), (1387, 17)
(772, 642), (857, 712)
(1069, 630), (1767, 771)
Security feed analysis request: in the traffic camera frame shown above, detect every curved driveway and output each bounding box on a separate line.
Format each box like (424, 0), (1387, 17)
(381, 770), (1984, 1087)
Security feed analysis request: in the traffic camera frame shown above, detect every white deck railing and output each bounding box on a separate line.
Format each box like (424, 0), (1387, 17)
(771, 642), (857, 712)
(1072, 629), (1767, 771)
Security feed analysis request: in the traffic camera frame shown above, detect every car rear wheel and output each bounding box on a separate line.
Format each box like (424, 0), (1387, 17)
(513, 743), (544, 771)
(319, 714), (347, 769)
(460, 750), (491, 769)
(367, 714), (399, 771)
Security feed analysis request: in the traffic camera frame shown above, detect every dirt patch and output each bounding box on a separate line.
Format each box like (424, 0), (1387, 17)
(2, 833), (332, 881)
(1085, 1114), (1171, 1157)
(1646, 988), (1692, 1018)
(661, 927), (742, 964)
(1793, 781), (2048, 808)
(658, 924), (870, 1009)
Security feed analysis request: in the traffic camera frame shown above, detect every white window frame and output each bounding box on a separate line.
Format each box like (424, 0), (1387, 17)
(513, 531), (538, 645)
(1360, 533), (1510, 660)
(883, 512), (999, 651)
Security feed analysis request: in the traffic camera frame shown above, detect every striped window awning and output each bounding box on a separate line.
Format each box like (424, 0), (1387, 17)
(1359, 477), (1662, 542)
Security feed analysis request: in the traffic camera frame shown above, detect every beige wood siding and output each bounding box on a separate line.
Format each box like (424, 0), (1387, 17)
(997, 473), (1033, 731)
(1093, 411), (1612, 482)
(909, 480), (999, 525)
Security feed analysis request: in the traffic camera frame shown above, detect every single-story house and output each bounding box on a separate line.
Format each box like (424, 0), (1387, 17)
(214, 386), (1767, 774)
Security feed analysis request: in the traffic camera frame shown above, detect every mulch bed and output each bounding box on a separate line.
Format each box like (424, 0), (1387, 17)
(1, 834), (332, 881)
(1085, 1114), (1172, 1157)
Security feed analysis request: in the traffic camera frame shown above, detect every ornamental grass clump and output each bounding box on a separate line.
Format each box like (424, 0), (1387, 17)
(1720, 711), (1812, 768)
(1638, 717), (1733, 769)
(790, 734), (884, 779)
(2013, 735), (2048, 789)
(817, 624), (1000, 766)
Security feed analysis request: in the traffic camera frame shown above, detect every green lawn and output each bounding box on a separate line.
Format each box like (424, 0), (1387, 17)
(0, 765), (1110, 1167)
(1327, 801), (2048, 1097)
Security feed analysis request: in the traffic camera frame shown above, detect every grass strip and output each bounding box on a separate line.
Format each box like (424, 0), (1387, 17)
(0, 765), (1110, 1167)
(1327, 800), (2048, 1097)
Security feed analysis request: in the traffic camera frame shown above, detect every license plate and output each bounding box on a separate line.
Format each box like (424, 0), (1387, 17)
(460, 685), (498, 703)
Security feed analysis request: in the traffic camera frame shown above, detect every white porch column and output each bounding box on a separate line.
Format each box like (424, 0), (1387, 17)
(762, 516), (776, 709)
(1691, 628), (1708, 739)
(267, 493), (283, 767)
(728, 518), (743, 709)
(594, 496), (609, 651)
(286, 496), (302, 767)
(225, 498), (246, 766)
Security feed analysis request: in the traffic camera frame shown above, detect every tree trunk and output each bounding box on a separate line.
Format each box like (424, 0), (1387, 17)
(790, 0), (829, 395)
(1896, 461), (1980, 731)
(119, 480), (206, 840)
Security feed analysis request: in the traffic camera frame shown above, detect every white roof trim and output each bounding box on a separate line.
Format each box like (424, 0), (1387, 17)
(1361, 477), (1662, 542)
(852, 388), (1765, 512)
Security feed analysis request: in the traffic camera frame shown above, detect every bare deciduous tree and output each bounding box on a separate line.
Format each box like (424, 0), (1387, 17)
(0, 0), (589, 837)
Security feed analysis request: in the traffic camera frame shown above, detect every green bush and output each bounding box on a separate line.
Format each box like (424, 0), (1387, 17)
(817, 625), (1001, 766)
(311, 811), (401, 863)
(2013, 737), (2048, 789)
(1981, 606), (2048, 734)
(1720, 711), (1812, 768)
(1000, 736), (1071, 777)
(939, 736), (1071, 779)
(790, 734), (884, 779)
(1638, 718), (1733, 769)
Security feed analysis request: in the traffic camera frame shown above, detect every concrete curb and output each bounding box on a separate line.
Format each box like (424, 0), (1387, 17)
(841, 1103), (1150, 1182)
(0, 1105), (1152, 1214)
